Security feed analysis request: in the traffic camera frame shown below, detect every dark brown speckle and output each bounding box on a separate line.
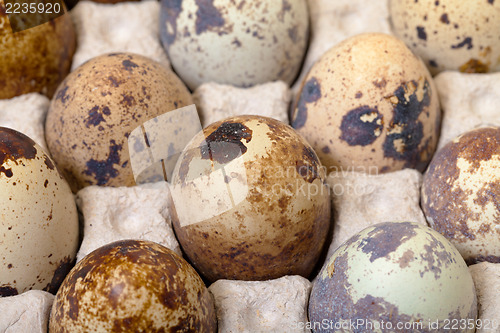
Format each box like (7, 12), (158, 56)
(85, 106), (108, 128)
(44, 155), (55, 170)
(416, 26), (427, 41)
(200, 121), (252, 164)
(466, 255), (500, 265)
(231, 38), (242, 47)
(440, 13), (450, 24)
(194, 0), (225, 35)
(122, 59), (139, 72)
(0, 286), (19, 297)
(358, 222), (419, 262)
(295, 146), (321, 183)
(292, 77), (321, 129)
(83, 140), (123, 186)
(43, 256), (74, 295)
(288, 25), (299, 43)
(383, 79), (432, 171)
(160, 0), (182, 47)
(55, 84), (70, 104)
(0, 128), (38, 178)
(340, 106), (383, 146)
(451, 37), (473, 50)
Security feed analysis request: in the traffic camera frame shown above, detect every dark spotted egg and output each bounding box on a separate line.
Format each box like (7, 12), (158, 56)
(291, 33), (441, 174)
(49, 240), (217, 332)
(0, 128), (78, 297)
(422, 127), (500, 265)
(169, 115), (331, 282)
(159, 0), (309, 90)
(45, 52), (193, 192)
(390, 0), (500, 75)
(309, 222), (477, 333)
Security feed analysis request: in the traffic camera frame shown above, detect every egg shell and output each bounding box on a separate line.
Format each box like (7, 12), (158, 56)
(49, 239), (217, 332)
(0, 127), (79, 297)
(389, 0), (500, 75)
(421, 127), (500, 264)
(0, 1), (76, 99)
(309, 222), (477, 332)
(291, 33), (441, 174)
(159, 0), (309, 90)
(45, 52), (193, 192)
(170, 115), (331, 282)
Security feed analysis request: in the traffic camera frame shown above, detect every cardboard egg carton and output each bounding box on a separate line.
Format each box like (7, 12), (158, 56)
(1, 0), (499, 332)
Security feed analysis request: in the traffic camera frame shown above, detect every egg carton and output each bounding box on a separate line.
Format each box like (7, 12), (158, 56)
(1, 0), (500, 332)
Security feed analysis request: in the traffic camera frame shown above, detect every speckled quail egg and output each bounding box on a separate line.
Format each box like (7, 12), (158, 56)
(49, 239), (217, 332)
(390, 0), (500, 75)
(0, 0), (75, 99)
(45, 52), (193, 192)
(422, 127), (500, 265)
(309, 222), (477, 333)
(169, 115), (331, 282)
(291, 33), (441, 174)
(159, 0), (309, 90)
(0, 127), (79, 297)
(389, 0), (500, 74)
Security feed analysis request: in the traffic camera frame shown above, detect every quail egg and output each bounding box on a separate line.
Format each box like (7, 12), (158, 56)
(169, 115), (331, 282)
(291, 33), (441, 174)
(0, 127), (79, 297)
(49, 239), (217, 332)
(422, 127), (500, 264)
(45, 52), (193, 192)
(390, 0), (500, 74)
(309, 222), (477, 333)
(160, 0), (309, 90)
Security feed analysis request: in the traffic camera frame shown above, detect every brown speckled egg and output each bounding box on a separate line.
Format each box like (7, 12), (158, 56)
(421, 127), (500, 265)
(169, 115), (331, 282)
(0, 128), (78, 297)
(49, 240), (217, 332)
(309, 222), (477, 332)
(45, 52), (193, 192)
(0, 0), (75, 99)
(159, 0), (309, 90)
(390, 0), (500, 75)
(291, 33), (441, 174)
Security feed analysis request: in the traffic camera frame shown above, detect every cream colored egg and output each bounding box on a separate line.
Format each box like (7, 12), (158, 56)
(160, 0), (309, 90)
(422, 127), (500, 264)
(309, 222), (477, 332)
(390, 0), (500, 74)
(49, 240), (217, 332)
(169, 115), (331, 282)
(0, 128), (78, 297)
(291, 33), (441, 174)
(45, 53), (193, 192)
